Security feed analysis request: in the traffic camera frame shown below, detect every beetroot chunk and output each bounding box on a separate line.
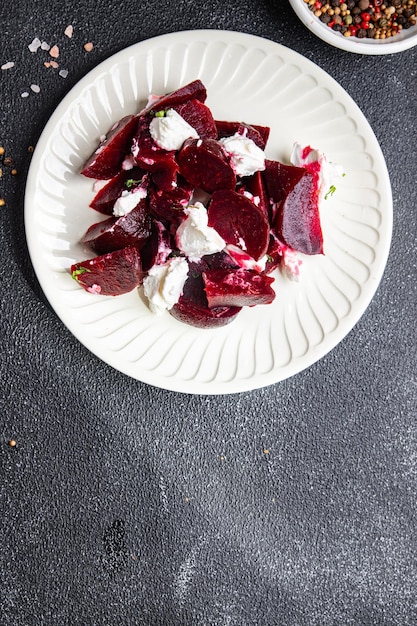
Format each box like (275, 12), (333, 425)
(177, 138), (236, 193)
(207, 190), (269, 261)
(203, 269), (275, 308)
(89, 167), (146, 215)
(148, 178), (193, 230)
(140, 219), (172, 273)
(170, 260), (241, 329)
(82, 199), (151, 255)
(71, 246), (144, 296)
(141, 79), (207, 114)
(81, 115), (139, 179)
(215, 120), (270, 150)
(263, 160), (323, 255)
(172, 99), (217, 140)
(132, 114), (178, 191)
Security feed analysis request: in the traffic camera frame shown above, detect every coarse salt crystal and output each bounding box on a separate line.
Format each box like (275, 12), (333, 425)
(44, 62), (51, 68)
(30, 84), (40, 93)
(83, 42), (94, 52)
(64, 25), (73, 38)
(21, 92), (29, 98)
(41, 41), (50, 51)
(28, 37), (41, 52)
(49, 60), (59, 68)
(59, 69), (68, 78)
(49, 45), (59, 59)
(1, 62), (15, 70)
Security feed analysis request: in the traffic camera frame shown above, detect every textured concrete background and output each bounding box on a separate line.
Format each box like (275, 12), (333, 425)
(0, 1), (416, 624)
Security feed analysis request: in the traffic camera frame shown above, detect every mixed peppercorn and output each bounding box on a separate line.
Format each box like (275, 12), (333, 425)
(304, 0), (417, 39)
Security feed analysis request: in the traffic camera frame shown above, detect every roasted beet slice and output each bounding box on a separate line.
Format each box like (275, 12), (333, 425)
(263, 159), (307, 205)
(140, 219), (172, 272)
(264, 160), (323, 255)
(132, 114), (178, 191)
(172, 99), (217, 140)
(202, 250), (239, 271)
(89, 167), (146, 215)
(81, 115), (139, 179)
(170, 260), (241, 328)
(240, 170), (270, 221)
(263, 233), (283, 275)
(141, 79), (207, 114)
(148, 178), (193, 230)
(177, 138), (236, 193)
(70, 246), (144, 296)
(207, 189), (269, 261)
(276, 172), (323, 255)
(215, 120), (270, 150)
(203, 268), (275, 308)
(82, 199), (151, 255)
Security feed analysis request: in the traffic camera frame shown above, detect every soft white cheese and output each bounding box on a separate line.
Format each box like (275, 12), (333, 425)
(143, 257), (189, 315)
(149, 109), (199, 151)
(225, 244), (267, 273)
(113, 186), (147, 217)
(176, 202), (226, 261)
(290, 142), (344, 203)
(219, 132), (265, 177)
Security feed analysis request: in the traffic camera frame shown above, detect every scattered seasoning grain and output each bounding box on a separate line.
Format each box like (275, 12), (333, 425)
(49, 45), (60, 59)
(11, 168), (17, 176)
(84, 42), (94, 52)
(0, 199), (5, 207)
(41, 41), (50, 51)
(8, 439), (16, 447)
(28, 37), (41, 53)
(21, 92), (29, 98)
(30, 84), (40, 93)
(64, 25), (74, 38)
(49, 60), (59, 69)
(28, 145), (34, 153)
(3, 156), (14, 167)
(1, 62), (15, 70)
(0, 147), (4, 156)
(0, 169), (2, 178)
(59, 69), (68, 78)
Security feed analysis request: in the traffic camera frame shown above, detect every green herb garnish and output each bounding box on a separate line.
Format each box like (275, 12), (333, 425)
(125, 178), (143, 189)
(71, 267), (90, 280)
(324, 185), (337, 200)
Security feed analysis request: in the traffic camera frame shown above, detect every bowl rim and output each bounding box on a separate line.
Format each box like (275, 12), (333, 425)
(288, 0), (417, 55)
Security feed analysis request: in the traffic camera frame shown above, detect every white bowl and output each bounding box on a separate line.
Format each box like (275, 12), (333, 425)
(289, 0), (417, 54)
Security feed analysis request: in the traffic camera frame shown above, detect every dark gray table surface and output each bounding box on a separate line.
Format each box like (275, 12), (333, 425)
(1, 1), (416, 624)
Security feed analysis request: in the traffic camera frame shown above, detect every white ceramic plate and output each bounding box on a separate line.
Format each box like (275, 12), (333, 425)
(25, 30), (392, 394)
(289, 0), (417, 54)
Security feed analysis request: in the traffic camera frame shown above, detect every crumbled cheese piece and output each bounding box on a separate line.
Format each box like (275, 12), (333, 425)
(112, 187), (147, 217)
(149, 109), (199, 151)
(225, 244), (267, 273)
(219, 132), (265, 177)
(143, 257), (189, 315)
(176, 202), (226, 261)
(290, 142), (344, 203)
